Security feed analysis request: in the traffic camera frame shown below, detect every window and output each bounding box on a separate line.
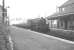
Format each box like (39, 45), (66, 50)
(61, 22), (63, 26)
(62, 8), (65, 11)
(53, 20), (57, 24)
(56, 8), (59, 12)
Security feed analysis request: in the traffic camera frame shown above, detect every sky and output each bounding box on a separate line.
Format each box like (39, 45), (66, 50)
(0, 0), (68, 24)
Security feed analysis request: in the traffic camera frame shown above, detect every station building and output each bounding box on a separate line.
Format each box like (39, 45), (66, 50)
(47, 0), (74, 30)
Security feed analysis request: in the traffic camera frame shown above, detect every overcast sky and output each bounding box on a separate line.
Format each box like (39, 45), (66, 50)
(0, 0), (68, 24)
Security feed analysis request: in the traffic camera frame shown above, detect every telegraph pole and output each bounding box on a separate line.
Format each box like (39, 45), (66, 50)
(2, 0), (5, 23)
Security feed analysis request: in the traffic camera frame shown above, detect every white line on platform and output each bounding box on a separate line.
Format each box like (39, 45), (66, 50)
(8, 35), (13, 50)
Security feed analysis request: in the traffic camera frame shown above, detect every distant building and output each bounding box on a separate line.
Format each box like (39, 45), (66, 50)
(47, 0), (74, 30)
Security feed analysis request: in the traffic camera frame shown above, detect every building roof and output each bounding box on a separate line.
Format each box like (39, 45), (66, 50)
(47, 12), (74, 20)
(59, 0), (74, 8)
(47, 0), (74, 20)
(47, 13), (59, 20)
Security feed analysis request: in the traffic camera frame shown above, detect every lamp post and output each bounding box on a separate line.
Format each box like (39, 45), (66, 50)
(2, 0), (5, 23)
(2, 0), (9, 25)
(6, 6), (10, 25)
